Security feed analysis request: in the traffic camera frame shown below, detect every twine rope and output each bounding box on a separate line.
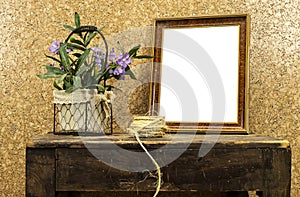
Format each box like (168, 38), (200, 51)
(133, 116), (162, 197)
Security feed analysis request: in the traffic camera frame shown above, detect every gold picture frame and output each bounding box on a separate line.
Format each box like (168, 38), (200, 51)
(150, 14), (250, 134)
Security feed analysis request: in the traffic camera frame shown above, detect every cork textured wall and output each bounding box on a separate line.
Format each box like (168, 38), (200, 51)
(0, 0), (299, 196)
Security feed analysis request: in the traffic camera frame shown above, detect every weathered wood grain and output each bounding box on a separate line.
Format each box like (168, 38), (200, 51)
(26, 134), (291, 197)
(27, 134), (290, 149)
(67, 191), (229, 197)
(26, 148), (56, 197)
(55, 147), (289, 193)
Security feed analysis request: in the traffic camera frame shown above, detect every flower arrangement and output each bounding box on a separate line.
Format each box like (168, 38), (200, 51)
(38, 12), (151, 93)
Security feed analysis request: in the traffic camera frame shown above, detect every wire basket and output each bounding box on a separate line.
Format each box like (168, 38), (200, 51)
(53, 90), (113, 135)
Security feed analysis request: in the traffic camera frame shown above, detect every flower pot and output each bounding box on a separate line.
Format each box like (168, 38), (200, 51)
(53, 89), (112, 134)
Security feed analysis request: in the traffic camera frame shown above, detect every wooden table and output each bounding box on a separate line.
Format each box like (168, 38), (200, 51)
(26, 134), (291, 197)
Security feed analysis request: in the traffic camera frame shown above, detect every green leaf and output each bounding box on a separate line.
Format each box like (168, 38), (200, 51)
(72, 53), (82, 58)
(58, 44), (70, 69)
(75, 12), (80, 27)
(75, 64), (86, 76)
(66, 43), (86, 51)
(84, 32), (97, 47)
(97, 85), (105, 93)
(83, 32), (88, 43)
(37, 65), (66, 79)
(64, 78), (73, 93)
(46, 65), (65, 74)
(63, 24), (75, 32)
(128, 45), (141, 57)
(53, 81), (63, 90)
(58, 73), (68, 84)
(45, 54), (61, 63)
(76, 49), (90, 72)
(37, 73), (60, 79)
(125, 68), (136, 80)
(70, 37), (85, 46)
(73, 76), (82, 89)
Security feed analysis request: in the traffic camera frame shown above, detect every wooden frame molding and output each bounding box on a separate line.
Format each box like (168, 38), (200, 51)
(150, 14), (250, 133)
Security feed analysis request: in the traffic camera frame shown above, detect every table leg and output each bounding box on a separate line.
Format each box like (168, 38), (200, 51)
(26, 148), (56, 197)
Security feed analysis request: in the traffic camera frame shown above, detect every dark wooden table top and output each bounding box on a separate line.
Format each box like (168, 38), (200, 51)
(27, 133), (290, 149)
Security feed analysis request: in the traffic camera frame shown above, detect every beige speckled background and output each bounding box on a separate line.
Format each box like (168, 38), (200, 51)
(0, 0), (299, 196)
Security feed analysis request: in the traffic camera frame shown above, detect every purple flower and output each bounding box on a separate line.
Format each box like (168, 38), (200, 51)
(109, 48), (116, 62)
(109, 66), (125, 80)
(106, 52), (132, 80)
(117, 67), (125, 75)
(100, 53), (105, 59)
(49, 41), (72, 54)
(50, 62), (55, 67)
(116, 52), (132, 68)
(66, 47), (72, 53)
(49, 40), (60, 54)
(117, 67), (126, 80)
(91, 47), (105, 67)
(94, 55), (102, 67)
(91, 47), (103, 53)
(60, 66), (65, 71)
(113, 70), (118, 75)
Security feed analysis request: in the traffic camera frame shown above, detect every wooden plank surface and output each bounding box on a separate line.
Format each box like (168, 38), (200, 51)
(55, 147), (287, 192)
(59, 191), (230, 197)
(26, 133), (290, 149)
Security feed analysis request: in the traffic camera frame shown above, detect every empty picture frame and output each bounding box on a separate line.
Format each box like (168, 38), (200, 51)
(150, 15), (250, 133)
